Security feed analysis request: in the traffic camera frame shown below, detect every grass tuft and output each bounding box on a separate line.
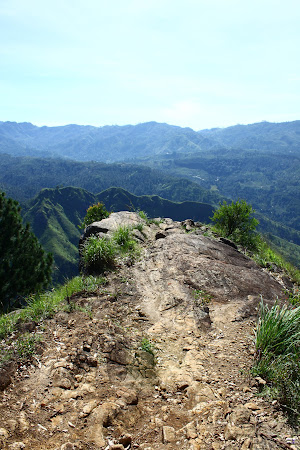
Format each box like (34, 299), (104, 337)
(81, 236), (116, 273)
(252, 299), (300, 426)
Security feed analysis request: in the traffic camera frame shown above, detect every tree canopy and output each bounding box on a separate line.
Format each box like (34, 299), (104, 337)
(211, 199), (259, 250)
(79, 202), (110, 229)
(0, 192), (53, 311)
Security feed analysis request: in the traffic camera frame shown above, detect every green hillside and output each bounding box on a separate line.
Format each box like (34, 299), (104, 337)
(23, 187), (98, 282)
(0, 153), (222, 205)
(198, 120), (300, 151)
(136, 148), (300, 233)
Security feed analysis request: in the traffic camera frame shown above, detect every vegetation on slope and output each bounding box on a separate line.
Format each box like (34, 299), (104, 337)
(137, 148), (300, 233)
(0, 192), (53, 312)
(252, 299), (300, 426)
(0, 153), (222, 205)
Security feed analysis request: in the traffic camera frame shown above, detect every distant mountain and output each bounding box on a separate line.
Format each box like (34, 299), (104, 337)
(0, 121), (215, 162)
(1, 120), (300, 163)
(1, 120), (299, 271)
(137, 148), (300, 232)
(23, 186), (215, 282)
(0, 153), (222, 205)
(198, 120), (300, 151)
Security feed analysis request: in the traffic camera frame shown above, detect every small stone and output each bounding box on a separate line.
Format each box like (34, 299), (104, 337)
(162, 426), (175, 444)
(243, 386), (251, 393)
(230, 405), (251, 425)
(18, 412), (29, 433)
(9, 443), (26, 449)
(241, 438), (252, 449)
(244, 402), (260, 410)
(224, 423), (243, 440)
(6, 420), (17, 432)
(154, 418), (163, 427)
(119, 434), (132, 447)
(0, 428), (9, 438)
(54, 377), (72, 389)
(60, 444), (77, 450)
(186, 421), (197, 439)
(255, 376), (266, 385)
(79, 399), (98, 418)
(83, 344), (91, 352)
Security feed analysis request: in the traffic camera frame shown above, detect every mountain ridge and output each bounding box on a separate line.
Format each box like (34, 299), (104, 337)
(23, 186), (215, 282)
(0, 211), (298, 449)
(1, 119), (300, 162)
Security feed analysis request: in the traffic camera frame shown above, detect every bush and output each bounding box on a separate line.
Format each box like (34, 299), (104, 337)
(211, 199), (259, 250)
(80, 226), (140, 274)
(81, 236), (116, 273)
(0, 192), (53, 311)
(79, 202), (109, 229)
(252, 299), (300, 425)
(113, 226), (136, 252)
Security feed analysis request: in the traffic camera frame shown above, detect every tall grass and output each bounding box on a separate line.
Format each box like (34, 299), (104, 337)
(252, 299), (300, 425)
(0, 276), (105, 339)
(113, 226), (136, 252)
(81, 226), (140, 274)
(81, 236), (116, 273)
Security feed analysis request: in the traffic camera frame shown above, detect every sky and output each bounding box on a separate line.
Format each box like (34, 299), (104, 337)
(0, 0), (300, 131)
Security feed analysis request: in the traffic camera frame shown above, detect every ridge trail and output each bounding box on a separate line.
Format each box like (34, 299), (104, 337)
(0, 213), (298, 449)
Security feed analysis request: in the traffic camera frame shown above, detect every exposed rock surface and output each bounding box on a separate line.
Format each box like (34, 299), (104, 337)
(0, 213), (298, 449)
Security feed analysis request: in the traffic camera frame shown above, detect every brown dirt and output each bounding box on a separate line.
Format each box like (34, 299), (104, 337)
(0, 214), (299, 449)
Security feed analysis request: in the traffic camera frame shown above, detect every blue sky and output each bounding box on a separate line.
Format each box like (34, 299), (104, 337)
(0, 0), (299, 130)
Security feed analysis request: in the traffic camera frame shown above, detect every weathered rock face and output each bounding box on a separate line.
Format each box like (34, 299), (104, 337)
(80, 211), (143, 242)
(0, 213), (296, 450)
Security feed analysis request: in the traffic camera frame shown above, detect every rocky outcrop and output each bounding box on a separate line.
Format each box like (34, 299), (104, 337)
(0, 213), (297, 449)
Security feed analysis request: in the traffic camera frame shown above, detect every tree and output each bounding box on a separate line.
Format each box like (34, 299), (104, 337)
(79, 202), (110, 229)
(0, 192), (53, 311)
(211, 199), (259, 250)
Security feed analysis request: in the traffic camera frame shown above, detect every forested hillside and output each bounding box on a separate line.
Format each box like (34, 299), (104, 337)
(198, 120), (300, 151)
(0, 121), (212, 161)
(137, 148), (300, 232)
(1, 119), (299, 276)
(0, 153), (222, 205)
(1, 120), (300, 162)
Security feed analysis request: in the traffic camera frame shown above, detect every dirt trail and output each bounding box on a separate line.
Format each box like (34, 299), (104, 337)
(0, 214), (299, 449)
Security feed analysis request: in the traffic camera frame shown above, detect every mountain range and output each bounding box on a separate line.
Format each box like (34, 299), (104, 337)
(0, 119), (299, 280)
(1, 119), (300, 161)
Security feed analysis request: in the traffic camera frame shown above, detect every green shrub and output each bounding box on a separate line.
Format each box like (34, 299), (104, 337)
(140, 337), (155, 355)
(138, 210), (148, 221)
(79, 202), (109, 229)
(81, 236), (116, 273)
(134, 223), (144, 232)
(252, 299), (300, 425)
(211, 199), (259, 250)
(193, 289), (212, 305)
(113, 226), (136, 252)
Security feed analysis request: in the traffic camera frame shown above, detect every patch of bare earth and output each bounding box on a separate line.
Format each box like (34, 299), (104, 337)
(0, 214), (299, 449)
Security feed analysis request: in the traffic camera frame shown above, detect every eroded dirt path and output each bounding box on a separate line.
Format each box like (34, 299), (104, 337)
(0, 215), (299, 449)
